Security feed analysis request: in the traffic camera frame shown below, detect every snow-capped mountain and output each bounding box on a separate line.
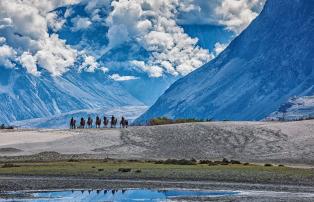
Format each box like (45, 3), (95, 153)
(136, 0), (314, 123)
(0, 67), (144, 125)
(266, 96), (314, 121)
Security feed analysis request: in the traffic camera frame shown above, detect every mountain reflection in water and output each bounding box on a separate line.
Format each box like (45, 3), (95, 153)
(5, 189), (239, 202)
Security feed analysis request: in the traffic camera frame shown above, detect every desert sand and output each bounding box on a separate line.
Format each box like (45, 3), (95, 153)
(0, 120), (313, 165)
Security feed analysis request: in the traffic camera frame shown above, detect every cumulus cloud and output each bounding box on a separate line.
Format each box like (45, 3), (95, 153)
(0, 44), (16, 68)
(20, 52), (40, 76)
(131, 60), (164, 78)
(71, 17), (92, 31)
(47, 12), (66, 32)
(215, 0), (266, 34)
(89, 0), (265, 77)
(177, 0), (266, 34)
(0, 0), (266, 78)
(104, 0), (212, 77)
(79, 54), (99, 72)
(213, 42), (228, 57)
(106, 24), (130, 50)
(0, 0), (80, 75)
(0, 18), (13, 29)
(80, 0), (111, 21)
(36, 34), (77, 76)
(110, 73), (139, 81)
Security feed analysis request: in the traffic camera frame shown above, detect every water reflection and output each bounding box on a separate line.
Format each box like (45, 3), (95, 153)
(2, 189), (239, 202)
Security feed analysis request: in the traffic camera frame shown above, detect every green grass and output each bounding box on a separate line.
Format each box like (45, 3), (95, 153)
(0, 160), (313, 185)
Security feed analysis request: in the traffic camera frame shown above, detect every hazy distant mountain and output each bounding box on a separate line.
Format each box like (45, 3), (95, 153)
(0, 67), (143, 124)
(266, 96), (314, 121)
(136, 0), (314, 123)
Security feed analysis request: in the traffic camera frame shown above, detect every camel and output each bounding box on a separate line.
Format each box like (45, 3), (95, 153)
(96, 116), (101, 128)
(120, 117), (129, 128)
(111, 116), (117, 128)
(80, 117), (86, 128)
(87, 116), (93, 128)
(70, 115), (127, 129)
(103, 116), (109, 128)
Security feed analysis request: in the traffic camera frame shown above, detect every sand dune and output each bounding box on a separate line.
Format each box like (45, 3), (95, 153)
(0, 120), (314, 165)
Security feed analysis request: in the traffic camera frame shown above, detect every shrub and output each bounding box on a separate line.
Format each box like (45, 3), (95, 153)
(118, 168), (132, 172)
(199, 160), (212, 164)
(149, 117), (174, 126)
(148, 117), (207, 126)
(167, 159), (197, 165)
(67, 159), (79, 162)
(208, 161), (218, 166)
(1, 163), (20, 168)
(278, 164), (285, 167)
(135, 169), (142, 173)
(264, 163), (273, 167)
(230, 160), (241, 164)
(98, 168), (104, 171)
(156, 159), (197, 165)
(222, 158), (229, 163)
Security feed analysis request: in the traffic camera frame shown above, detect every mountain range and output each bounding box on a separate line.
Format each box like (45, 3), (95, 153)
(0, 67), (144, 125)
(0, 2), (227, 126)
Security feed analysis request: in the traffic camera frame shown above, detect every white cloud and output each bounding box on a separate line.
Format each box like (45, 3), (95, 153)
(35, 34), (77, 76)
(47, 12), (66, 32)
(0, 0), (266, 78)
(0, 0), (78, 76)
(20, 52), (40, 76)
(106, 24), (129, 50)
(110, 73), (139, 81)
(0, 18), (13, 29)
(105, 0), (212, 77)
(79, 54), (99, 72)
(81, 0), (111, 21)
(131, 60), (163, 78)
(213, 42), (228, 57)
(177, 0), (266, 34)
(71, 17), (92, 31)
(215, 0), (266, 34)
(86, 0), (265, 77)
(0, 44), (16, 68)
(100, 66), (109, 73)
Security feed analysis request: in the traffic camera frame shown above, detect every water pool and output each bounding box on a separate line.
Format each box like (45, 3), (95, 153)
(1, 189), (240, 201)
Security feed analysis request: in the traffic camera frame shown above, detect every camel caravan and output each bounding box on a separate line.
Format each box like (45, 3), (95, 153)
(69, 115), (128, 129)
